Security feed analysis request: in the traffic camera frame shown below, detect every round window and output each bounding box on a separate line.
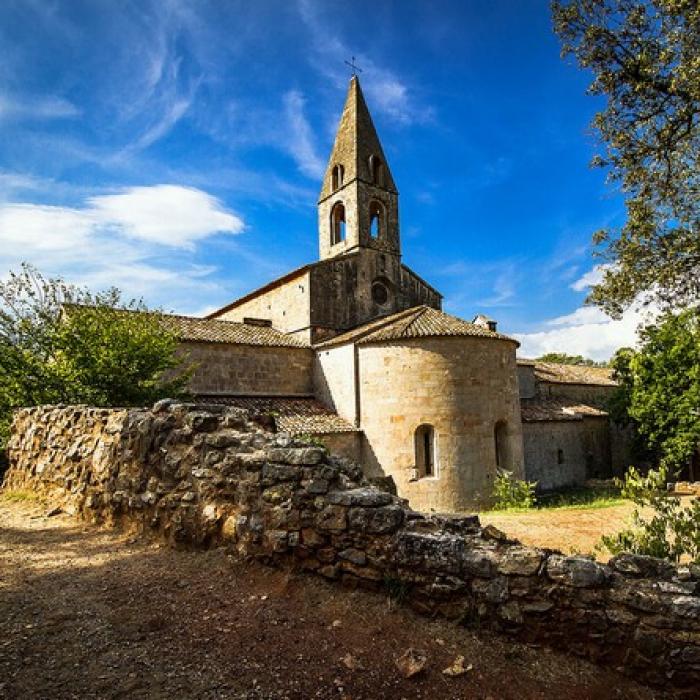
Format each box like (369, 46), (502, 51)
(372, 281), (389, 306)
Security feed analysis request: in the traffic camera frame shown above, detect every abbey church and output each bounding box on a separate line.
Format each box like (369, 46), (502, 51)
(160, 77), (624, 511)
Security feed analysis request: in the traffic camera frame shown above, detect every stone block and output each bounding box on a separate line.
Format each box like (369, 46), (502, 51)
(316, 505), (347, 532)
(348, 504), (404, 534)
(546, 555), (609, 588)
(325, 488), (393, 507)
(497, 547), (544, 576)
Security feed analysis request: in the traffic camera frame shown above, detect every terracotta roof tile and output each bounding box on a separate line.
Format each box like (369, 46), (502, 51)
(316, 305), (517, 348)
(160, 314), (308, 348)
(62, 304), (308, 348)
(526, 361), (617, 387)
(520, 397), (609, 422)
(195, 396), (357, 434)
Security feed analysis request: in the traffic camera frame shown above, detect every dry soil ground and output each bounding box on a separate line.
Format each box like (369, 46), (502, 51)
(480, 498), (694, 561)
(480, 502), (638, 559)
(0, 495), (671, 700)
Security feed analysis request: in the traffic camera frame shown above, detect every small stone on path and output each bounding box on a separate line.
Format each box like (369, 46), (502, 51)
(395, 648), (427, 678)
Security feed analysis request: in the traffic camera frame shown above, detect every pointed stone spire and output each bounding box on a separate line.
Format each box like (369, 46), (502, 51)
(319, 76), (397, 202)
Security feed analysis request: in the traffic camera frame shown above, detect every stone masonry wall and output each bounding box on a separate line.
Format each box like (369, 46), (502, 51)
(4, 404), (700, 693)
(179, 341), (314, 397)
(523, 417), (612, 491)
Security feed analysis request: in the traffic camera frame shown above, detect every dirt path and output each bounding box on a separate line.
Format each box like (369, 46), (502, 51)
(0, 496), (667, 700)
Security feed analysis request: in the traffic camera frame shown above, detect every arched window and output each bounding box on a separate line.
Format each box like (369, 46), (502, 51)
(414, 424), (436, 478)
(369, 201), (383, 238)
(332, 164), (344, 190)
(330, 202), (346, 245)
(368, 154), (384, 186)
(494, 421), (509, 469)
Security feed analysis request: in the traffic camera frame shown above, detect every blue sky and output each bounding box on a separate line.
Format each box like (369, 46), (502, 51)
(0, 0), (644, 360)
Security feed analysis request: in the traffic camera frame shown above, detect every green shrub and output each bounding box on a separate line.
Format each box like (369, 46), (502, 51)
(491, 469), (537, 510)
(600, 466), (700, 563)
(0, 264), (193, 459)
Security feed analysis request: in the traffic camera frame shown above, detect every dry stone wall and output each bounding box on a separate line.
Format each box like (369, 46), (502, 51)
(5, 404), (700, 692)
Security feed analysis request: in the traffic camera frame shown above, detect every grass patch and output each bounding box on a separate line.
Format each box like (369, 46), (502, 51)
(486, 485), (625, 514)
(538, 485), (624, 510)
(0, 489), (39, 503)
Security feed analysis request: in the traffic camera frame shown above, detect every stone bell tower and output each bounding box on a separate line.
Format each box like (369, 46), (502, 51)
(318, 76), (400, 261)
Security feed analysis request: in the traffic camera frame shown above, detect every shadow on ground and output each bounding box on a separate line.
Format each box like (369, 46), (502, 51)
(0, 498), (668, 700)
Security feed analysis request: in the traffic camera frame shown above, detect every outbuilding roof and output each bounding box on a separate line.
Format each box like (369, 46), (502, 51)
(194, 396), (356, 434)
(519, 360), (616, 387)
(62, 304), (308, 348)
(520, 397), (609, 422)
(316, 305), (518, 349)
(160, 314), (308, 348)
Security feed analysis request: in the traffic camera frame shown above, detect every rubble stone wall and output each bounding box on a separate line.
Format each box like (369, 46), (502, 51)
(4, 404), (700, 692)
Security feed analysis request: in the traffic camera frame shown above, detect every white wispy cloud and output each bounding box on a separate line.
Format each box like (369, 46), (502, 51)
(1, 185), (242, 250)
(283, 90), (325, 179)
(0, 94), (80, 120)
(0, 184), (244, 313)
(570, 264), (609, 292)
(88, 185), (243, 247)
(515, 303), (656, 362)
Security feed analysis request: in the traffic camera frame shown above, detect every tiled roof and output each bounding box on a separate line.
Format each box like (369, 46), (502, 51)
(520, 397), (609, 422)
(316, 305), (517, 348)
(525, 361), (617, 387)
(195, 396), (357, 435)
(159, 314), (308, 348)
(62, 304), (308, 348)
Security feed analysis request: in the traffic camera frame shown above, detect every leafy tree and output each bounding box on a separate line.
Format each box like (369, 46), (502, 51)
(609, 307), (700, 473)
(0, 264), (192, 452)
(601, 465), (700, 563)
(552, 0), (700, 316)
(537, 352), (609, 367)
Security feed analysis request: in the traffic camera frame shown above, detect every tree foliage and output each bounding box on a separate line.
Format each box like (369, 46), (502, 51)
(552, 0), (700, 316)
(491, 469), (538, 510)
(601, 465), (700, 562)
(610, 307), (700, 471)
(0, 264), (192, 450)
(537, 352), (609, 367)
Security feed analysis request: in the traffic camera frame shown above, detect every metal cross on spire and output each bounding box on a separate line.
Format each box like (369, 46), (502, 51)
(344, 56), (363, 77)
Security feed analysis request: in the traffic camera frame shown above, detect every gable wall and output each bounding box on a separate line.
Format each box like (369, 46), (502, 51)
(213, 271), (312, 343)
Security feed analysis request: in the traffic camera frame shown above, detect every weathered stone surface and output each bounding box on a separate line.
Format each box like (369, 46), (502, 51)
(395, 532), (463, 575)
(265, 447), (325, 465)
(325, 488), (392, 507)
(610, 553), (676, 580)
(316, 505), (347, 532)
(338, 548), (367, 566)
(348, 504), (404, 534)
(472, 576), (508, 603)
(497, 548), (543, 576)
(546, 555), (609, 588)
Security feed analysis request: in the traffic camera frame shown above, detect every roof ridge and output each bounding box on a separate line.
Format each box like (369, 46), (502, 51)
(314, 305), (424, 348)
(396, 305), (429, 338)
